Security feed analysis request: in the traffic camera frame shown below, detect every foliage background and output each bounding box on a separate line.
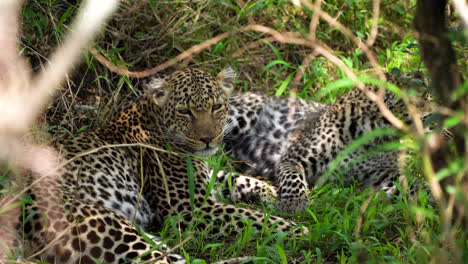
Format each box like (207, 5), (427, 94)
(5, 0), (466, 263)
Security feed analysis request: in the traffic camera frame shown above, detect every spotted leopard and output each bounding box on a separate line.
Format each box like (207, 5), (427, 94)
(16, 68), (306, 264)
(224, 92), (324, 179)
(223, 76), (447, 214)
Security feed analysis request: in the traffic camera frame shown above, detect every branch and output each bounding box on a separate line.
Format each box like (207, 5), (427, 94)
(90, 31), (230, 78)
(0, 0), (119, 259)
(299, 0), (386, 80)
(367, 0), (381, 47)
(90, 23), (405, 130)
(415, 0), (467, 229)
(308, 0), (322, 40)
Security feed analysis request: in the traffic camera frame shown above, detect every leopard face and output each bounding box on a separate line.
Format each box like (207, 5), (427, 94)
(145, 67), (236, 156)
(19, 68), (307, 264)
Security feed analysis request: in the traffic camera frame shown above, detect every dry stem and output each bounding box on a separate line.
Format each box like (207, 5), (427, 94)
(0, 0), (119, 259)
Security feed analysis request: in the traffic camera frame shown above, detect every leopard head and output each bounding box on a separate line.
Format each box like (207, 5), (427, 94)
(145, 67), (236, 157)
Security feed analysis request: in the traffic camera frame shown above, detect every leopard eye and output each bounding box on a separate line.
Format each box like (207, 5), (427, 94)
(212, 104), (223, 111)
(176, 108), (192, 116)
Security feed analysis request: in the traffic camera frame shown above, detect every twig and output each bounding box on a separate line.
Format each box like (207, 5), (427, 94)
(291, 54), (314, 92)
(451, 0), (468, 30)
(0, 0), (20, 70)
(143, 234), (194, 264)
(415, 0), (467, 231)
(0, 0), (119, 259)
(308, 0), (322, 40)
(237, 0), (256, 24)
(90, 23), (405, 130)
(89, 26), (304, 77)
(354, 191), (377, 239)
(367, 0), (381, 47)
(32, 0), (119, 117)
(232, 36), (278, 57)
(299, 0), (386, 80)
(89, 31), (231, 78)
(1, 142), (195, 211)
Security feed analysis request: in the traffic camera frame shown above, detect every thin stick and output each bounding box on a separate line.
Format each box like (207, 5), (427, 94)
(90, 31), (231, 78)
(300, 0), (386, 80)
(90, 23), (405, 130)
(309, 0), (322, 40)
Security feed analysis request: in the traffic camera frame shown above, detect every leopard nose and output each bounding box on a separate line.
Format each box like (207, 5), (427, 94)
(200, 134), (215, 144)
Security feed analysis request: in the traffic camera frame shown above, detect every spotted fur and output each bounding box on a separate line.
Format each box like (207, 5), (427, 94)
(224, 76), (448, 214)
(224, 92), (324, 178)
(20, 68), (306, 264)
(214, 170), (277, 203)
(274, 85), (418, 213)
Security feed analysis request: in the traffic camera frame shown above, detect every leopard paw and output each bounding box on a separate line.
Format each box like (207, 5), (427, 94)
(275, 197), (309, 214)
(167, 254), (186, 264)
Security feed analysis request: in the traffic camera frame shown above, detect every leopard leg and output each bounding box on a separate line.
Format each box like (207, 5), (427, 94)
(23, 179), (185, 264)
(25, 203), (185, 264)
(339, 152), (436, 203)
(207, 202), (308, 235)
(360, 166), (434, 204)
(212, 170), (277, 203)
(175, 198), (308, 237)
(142, 232), (171, 252)
(275, 160), (310, 214)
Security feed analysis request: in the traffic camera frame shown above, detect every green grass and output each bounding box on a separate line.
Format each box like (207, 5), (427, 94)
(1, 0), (466, 263)
(158, 177), (455, 263)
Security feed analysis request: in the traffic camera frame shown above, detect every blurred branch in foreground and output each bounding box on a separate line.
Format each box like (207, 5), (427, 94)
(0, 0), (119, 259)
(415, 0), (467, 227)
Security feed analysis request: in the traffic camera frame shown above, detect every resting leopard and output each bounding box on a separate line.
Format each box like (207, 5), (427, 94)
(223, 75), (449, 214)
(15, 68), (306, 264)
(216, 92), (324, 203)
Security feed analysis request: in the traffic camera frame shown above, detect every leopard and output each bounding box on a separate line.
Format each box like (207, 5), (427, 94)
(223, 74), (449, 214)
(274, 85), (413, 213)
(216, 92), (324, 203)
(15, 68), (306, 264)
(224, 92), (325, 179)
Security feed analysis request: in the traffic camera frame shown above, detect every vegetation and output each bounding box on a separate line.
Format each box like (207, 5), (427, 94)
(1, 0), (466, 263)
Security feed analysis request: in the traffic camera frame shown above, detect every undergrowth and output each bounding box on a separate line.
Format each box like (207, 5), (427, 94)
(1, 0), (466, 263)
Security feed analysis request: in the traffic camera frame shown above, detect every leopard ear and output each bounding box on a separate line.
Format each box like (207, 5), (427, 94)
(144, 77), (170, 105)
(216, 67), (236, 96)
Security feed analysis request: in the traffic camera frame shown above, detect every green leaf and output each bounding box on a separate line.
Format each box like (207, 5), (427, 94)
(358, 75), (402, 97)
(262, 39), (283, 60)
(264, 60), (290, 70)
(319, 78), (355, 100)
(435, 158), (463, 181)
(319, 128), (397, 186)
(274, 244), (288, 264)
(0, 201), (22, 215)
(76, 125), (91, 133)
(275, 72), (294, 96)
(443, 113), (463, 129)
